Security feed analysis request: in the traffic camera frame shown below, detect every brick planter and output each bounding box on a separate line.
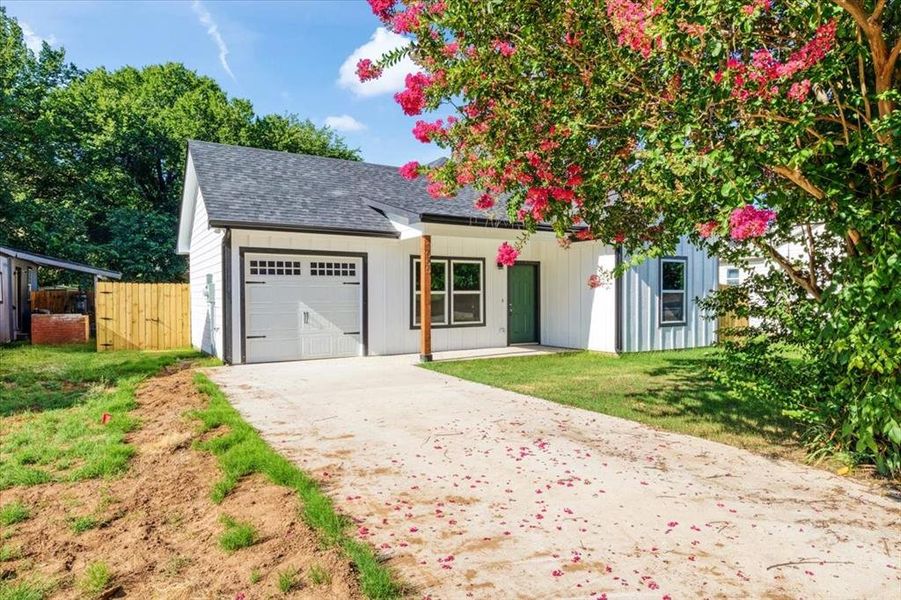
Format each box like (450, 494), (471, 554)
(31, 314), (90, 345)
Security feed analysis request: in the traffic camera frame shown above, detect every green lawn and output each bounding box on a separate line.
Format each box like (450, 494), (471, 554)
(0, 343), (206, 489)
(423, 348), (801, 458)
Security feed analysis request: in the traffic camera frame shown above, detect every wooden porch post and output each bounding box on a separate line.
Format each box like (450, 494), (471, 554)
(420, 235), (432, 362)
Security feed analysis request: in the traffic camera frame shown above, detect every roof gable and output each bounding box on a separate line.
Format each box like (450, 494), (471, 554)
(185, 141), (515, 236)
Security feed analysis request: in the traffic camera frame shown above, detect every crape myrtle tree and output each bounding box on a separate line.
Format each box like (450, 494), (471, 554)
(361, 0), (900, 473)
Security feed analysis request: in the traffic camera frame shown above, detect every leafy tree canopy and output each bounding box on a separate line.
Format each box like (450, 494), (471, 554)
(364, 0), (899, 473)
(0, 7), (359, 282)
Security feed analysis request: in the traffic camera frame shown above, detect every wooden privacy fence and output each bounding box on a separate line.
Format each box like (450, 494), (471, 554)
(31, 289), (94, 315)
(716, 283), (749, 340)
(95, 282), (190, 351)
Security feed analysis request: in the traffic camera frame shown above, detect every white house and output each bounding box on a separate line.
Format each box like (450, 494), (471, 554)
(177, 141), (718, 364)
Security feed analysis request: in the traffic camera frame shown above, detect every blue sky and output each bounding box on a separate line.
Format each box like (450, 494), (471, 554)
(4, 0), (444, 166)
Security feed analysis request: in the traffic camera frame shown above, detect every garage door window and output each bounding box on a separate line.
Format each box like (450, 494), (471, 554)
(412, 257), (484, 328)
(310, 261), (356, 277)
(249, 259), (302, 276)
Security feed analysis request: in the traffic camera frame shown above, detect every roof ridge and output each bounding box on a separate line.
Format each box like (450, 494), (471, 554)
(187, 139), (404, 171)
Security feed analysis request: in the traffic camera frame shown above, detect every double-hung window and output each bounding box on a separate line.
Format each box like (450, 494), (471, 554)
(725, 267), (740, 286)
(412, 257), (484, 328)
(660, 257), (687, 325)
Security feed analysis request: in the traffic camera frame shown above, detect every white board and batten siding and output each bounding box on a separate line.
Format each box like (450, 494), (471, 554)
(225, 225), (618, 363)
(620, 237), (718, 352)
(187, 189), (224, 358)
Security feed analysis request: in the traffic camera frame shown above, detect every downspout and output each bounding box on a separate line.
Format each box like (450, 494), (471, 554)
(221, 228), (232, 364)
(614, 246), (623, 354)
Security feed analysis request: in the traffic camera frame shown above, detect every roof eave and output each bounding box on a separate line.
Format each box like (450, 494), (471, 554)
(0, 246), (122, 279)
(208, 219), (401, 239)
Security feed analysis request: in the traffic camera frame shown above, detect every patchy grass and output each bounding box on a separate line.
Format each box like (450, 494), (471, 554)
(277, 567), (299, 594)
(0, 579), (48, 600)
(78, 561), (111, 598)
(424, 349), (801, 458)
(218, 515), (257, 553)
(69, 515), (100, 534)
(193, 374), (402, 599)
(163, 555), (191, 577)
(0, 502), (30, 526)
(0, 344), (210, 489)
(249, 569), (262, 584)
(0, 544), (23, 562)
(308, 564), (332, 586)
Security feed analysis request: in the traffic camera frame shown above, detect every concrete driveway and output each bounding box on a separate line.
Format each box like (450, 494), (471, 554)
(209, 354), (900, 599)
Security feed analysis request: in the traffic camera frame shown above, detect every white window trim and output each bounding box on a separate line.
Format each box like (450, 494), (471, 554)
(412, 257), (485, 328)
(726, 268), (740, 286)
(659, 257), (687, 326)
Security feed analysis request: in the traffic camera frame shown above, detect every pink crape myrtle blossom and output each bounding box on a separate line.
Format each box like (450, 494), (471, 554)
(412, 119), (446, 142)
(474, 193), (495, 210)
(788, 79), (812, 102)
(441, 40), (459, 57)
(721, 20), (837, 101)
(426, 180), (452, 198)
(729, 205), (776, 240)
(606, 0), (664, 58)
(367, 0), (395, 20)
(355, 59), (382, 82)
(392, 3), (424, 34)
(496, 242), (519, 266)
(398, 160), (420, 180)
(696, 220), (719, 238)
(493, 40), (516, 57)
(741, 0), (772, 15)
(394, 72), (433, 116)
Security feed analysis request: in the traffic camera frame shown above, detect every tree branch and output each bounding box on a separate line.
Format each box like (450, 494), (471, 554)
(884, 38), (901, 84)
(771, 165), (825, 200)
(804, 223), (818, 290)
(869, 0), (886, 24)
(832, 0), (871, 32)
(754, 239), (823, 301)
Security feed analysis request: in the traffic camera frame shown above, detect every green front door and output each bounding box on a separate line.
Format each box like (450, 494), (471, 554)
(508, 264), (538, 344)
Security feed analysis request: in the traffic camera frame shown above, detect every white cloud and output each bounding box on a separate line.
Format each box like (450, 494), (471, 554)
(192, 0), (235, 80)
(19, 21), (56, 53)
(338, 28), (417, 97)
(324, 115), (367, 132)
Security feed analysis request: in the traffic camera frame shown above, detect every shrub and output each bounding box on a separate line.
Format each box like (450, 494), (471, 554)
(701, 229), (901, 475)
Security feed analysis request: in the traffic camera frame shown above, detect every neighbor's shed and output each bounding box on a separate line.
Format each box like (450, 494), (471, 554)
(0, 246), (121, 343)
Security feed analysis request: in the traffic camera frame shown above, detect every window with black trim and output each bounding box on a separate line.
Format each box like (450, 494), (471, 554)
(412, 258), (484, 327)
(660, 258), (687, 325)
(248, 259), (302, 276)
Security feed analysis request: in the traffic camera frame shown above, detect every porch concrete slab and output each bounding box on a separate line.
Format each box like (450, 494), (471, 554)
(431, 344), (572, 362)
(208, 355), (900, 600)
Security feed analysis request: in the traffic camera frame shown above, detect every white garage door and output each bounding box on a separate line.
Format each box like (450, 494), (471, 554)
(243, 253), (363, 363)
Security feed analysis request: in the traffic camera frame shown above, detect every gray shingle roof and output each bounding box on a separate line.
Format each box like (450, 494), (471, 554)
(188, 140), (512, 236)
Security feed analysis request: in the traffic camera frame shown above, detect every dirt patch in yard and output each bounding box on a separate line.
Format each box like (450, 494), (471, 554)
(1, 368), (363, 599)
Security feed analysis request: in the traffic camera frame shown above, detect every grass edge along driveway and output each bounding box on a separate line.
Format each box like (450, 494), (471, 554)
(423, 348), (803, 461)
(192, 374), (403, 599)
(0, 344), (402, 599)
